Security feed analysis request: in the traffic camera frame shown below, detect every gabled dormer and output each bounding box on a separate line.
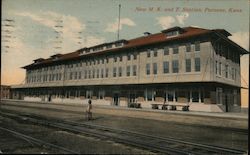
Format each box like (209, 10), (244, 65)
(161, 26), (185, 38)
(114, 39), (128, 47)
(33, 58), (44, 64)
(51, 54), (62, 61)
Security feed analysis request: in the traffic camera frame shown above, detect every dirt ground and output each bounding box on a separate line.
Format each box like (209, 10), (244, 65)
(0, 115), (155, 154)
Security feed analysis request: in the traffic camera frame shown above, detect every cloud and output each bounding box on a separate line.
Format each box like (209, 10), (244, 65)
(2, 11), (105, 85)
(15, 11), (105, 52)
(105, 18), (136, 33)
(156, 16), (175, 29)
(1, 37), (46, 85)
(229, 31), (249, 50)
(156, 12), (189, 29)
(16, 11), (85, 32)
(176, 12), (189, 25)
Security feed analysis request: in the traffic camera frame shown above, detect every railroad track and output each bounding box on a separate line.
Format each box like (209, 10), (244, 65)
(1, 101), (248, 135)
(0, 126), (79, 154)
(0, 109), (247, 155)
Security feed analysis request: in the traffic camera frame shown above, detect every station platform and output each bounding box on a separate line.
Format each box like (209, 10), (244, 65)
(1, 99), (248, 129)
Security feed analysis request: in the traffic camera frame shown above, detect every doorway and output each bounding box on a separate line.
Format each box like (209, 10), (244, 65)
(128, 93), (136, 103)
(113, 93), (119, 106)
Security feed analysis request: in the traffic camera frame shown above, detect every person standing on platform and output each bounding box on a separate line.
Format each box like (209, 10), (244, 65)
(86, 99), (92, 120)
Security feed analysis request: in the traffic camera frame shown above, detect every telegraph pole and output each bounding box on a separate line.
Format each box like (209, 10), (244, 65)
(117, 4), (121, 40)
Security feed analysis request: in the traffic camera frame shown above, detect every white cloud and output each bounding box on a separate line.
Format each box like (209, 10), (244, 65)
(15, 11), (85, 33)
(15, 11), (105, 53)
(176, 12), (189, 25)
(156, 16), (175, 29)
(2, 11), (106, 85)
(229, 31), (249, 50)
(1, 37), (46, 85)
(105, 18), (136, 33)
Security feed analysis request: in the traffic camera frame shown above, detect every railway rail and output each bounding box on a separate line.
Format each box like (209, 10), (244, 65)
(0, 126), (79, 154)
(0, 109), (246, 155)
(1, 100), (248, 134)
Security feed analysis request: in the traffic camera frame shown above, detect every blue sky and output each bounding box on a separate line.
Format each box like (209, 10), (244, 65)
(1, 0), (249, 105)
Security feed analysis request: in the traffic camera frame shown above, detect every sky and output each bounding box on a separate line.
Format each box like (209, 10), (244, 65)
(1, 0), (249, 107)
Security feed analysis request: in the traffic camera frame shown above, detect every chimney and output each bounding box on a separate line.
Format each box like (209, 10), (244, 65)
(144, 32), (151, 36)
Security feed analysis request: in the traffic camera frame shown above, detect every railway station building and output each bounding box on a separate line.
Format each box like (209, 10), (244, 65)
(11, 26), (248, 112)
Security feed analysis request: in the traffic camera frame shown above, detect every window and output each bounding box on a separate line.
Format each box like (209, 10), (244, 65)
(114, 57), (117, 62)
(153, 63), (157, 74)
(102, 59), (104, 64)
(98, 90), (105, 99)
(119, 55), (122, 62)
(195, 41), (200, 51)
(195, 58), (200, 72)
(186, 43), (191, 52)
(147, 50), (151, 57)
(231, 68), (234, 79)
(92, 69), (95, 78)
(93, 60), (96, 65)
(106, 44), (112, 49)
(219, 62), (222, 75)
(59, 74), (62, 80)
(113, 67), (117, 77)
(101, 69), (104, 78)
(118, 67), (122, 77)
(225, 65), (228, 78)
(146, 64), (150, 75)
(97, 59), (100, 64)
(163, 61), (169, 73)
(78, 72), (81, 79)
(115, 42), (122, 47)
(215, 61), (218, 74)
(173, 45), (178, 54)
(105, 68), (109, 78)
(166, 31), (179, 37)
(153, 48), (158, 57)
(51, 74), (55, 81)
(186, 59), (191, 72)
(97, 69), (99, 78)
(133, 54), (137, 60)
(234, 68), (237, 80)
(88, 70), (91, 79)
(127, 54), (131, 61)
(164, 47), (169, 55)
(172, 60), (179, 73)
(85, 70), (87, 79)
(133, 65), (137, 76)
(86, 90), (93, 99)
(70, 72), (73, 80)
(127, 66), (130, 76)
(106, 57), (109, 63)
(146, 89), (153, 101)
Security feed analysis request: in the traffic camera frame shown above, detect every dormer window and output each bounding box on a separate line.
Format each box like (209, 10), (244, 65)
(166, 31), (179, 37)
(115, 42), (123, 47)
(114, 40), (128, 47)
(144, 32), (151, 36)
(161, 26), (185, 38)
(51, 54), (62, 61)
(106, 44), (112, 49)
(33, 58), (44, 64)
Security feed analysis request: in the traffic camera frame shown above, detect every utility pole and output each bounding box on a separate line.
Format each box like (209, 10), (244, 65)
(117, 4), (121, 40)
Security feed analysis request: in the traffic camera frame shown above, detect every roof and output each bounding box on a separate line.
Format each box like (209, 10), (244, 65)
(22, 26), (249, 69)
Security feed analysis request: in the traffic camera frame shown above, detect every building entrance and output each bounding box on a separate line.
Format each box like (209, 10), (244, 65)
(113, 93), (119, 106)
(128, 93), (136, 103)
